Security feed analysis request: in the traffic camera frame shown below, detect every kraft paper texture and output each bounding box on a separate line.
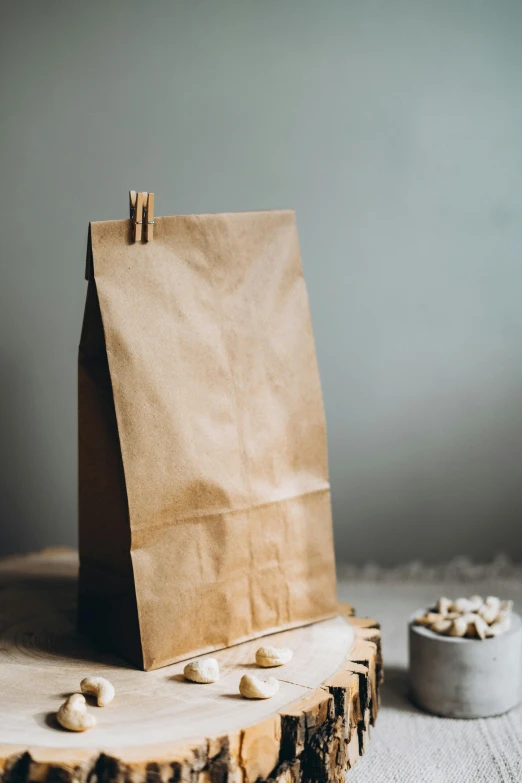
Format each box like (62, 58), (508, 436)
(78, 209), (337, 670)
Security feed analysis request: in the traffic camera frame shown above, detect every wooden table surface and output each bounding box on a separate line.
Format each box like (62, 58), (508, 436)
(0, 550), (382, 783)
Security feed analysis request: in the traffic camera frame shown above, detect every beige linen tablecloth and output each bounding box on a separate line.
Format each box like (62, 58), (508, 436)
(337, 557), (522, 782)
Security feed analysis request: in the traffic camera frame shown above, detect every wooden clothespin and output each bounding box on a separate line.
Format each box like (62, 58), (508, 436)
(145, 192), (155, 242)
(129, 191), (155, 242)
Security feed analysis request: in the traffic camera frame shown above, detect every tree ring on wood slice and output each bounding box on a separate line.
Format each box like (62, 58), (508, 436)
(0, 550), (382, 783)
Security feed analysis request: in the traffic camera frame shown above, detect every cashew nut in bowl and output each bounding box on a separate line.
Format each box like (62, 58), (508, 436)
(255, 646), (293, 667)
(436, 597), (453, 616)
(414, 612), (443, 627)
(454, 597), (475, 614)
(478, 596), (501, 625)
(468, 595), (484, 613)
(415, 594), (513, 639)
(431, 618), (452, 635)
(184, 658), (220, 683)
(239, 674), (279, 699)
(470, 614), (489, 640)
(450, 616), (469, 637)
(487, 615), (512, 637)
(81, 676), (115, 707)
(57, 694), (96, 732)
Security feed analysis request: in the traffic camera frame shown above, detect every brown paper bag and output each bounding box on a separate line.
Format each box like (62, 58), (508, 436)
(78, 208), (337, 670)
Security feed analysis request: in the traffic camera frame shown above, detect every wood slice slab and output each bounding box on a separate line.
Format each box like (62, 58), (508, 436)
(0, 550), (382, 783)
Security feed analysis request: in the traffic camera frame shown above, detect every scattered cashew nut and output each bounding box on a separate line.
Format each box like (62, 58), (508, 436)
(57, 694), (96, 732)
(80, 676), (115, 707)
(239, 674), (279, 699)
(255, 646), (293, 667)
(184, 658), (220, 683)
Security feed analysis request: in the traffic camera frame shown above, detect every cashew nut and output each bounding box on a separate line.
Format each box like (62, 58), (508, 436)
(184, 658), (220, 683)
(472, 614), (489, 640)
(487, 609), (512, 636)
(454, 597), (475, 614)
(487, 616), (511, 636)
(415, 612), (443, 626)
(436, 597), (453, 616)
(468, 595), (484, 612)
(80, 676), (115, 707)
(416, 594), (513, 639)
(461, 613), (488, 640)
(255, 646), (293, 667)
(431, 618), (453, 634)
(239, 674), (279, 699)
(57, 694), (96, 732)
(450, 615), (469, 637)
(479, 596), (501, 625)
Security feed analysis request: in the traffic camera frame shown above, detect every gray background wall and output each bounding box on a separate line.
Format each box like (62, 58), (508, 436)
(1, 0), (522, 564)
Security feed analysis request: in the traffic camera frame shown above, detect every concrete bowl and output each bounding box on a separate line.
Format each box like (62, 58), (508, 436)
(408, 610), (522, 718)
